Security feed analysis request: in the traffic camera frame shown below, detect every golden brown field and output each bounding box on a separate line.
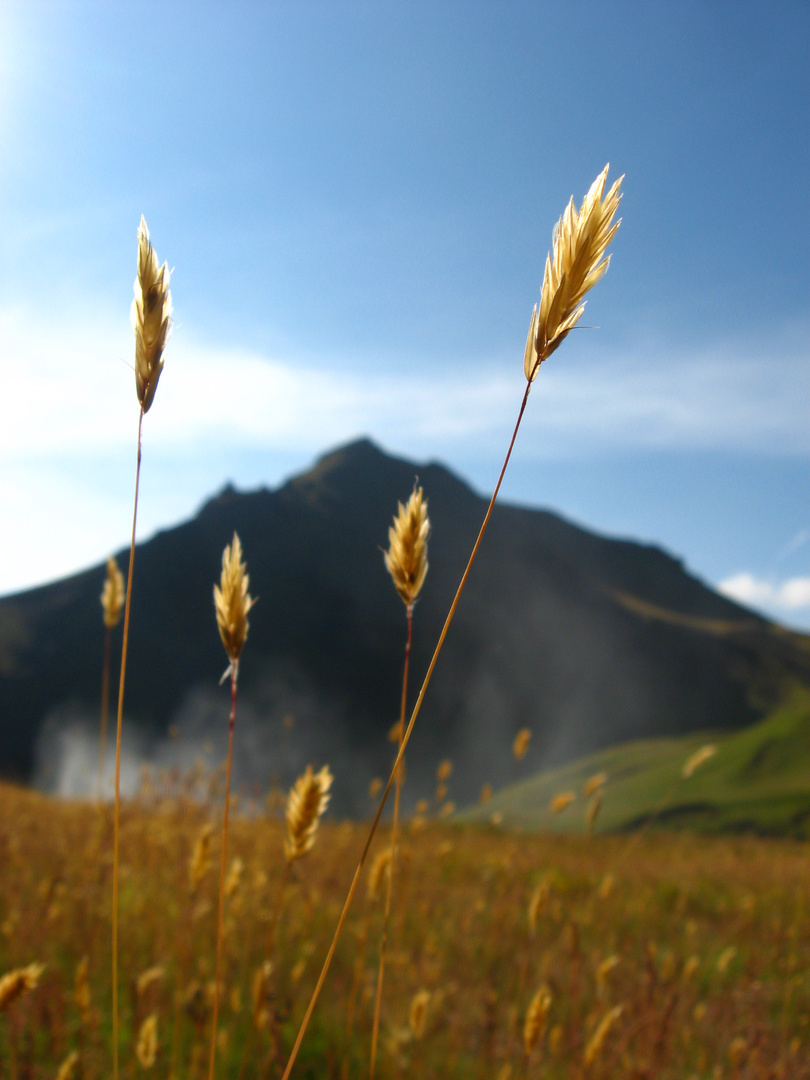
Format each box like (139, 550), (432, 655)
(2, 778), (809, 1079)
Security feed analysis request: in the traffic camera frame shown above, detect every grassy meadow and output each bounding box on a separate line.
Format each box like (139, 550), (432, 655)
(2, 774), (810, 1079)
(465, 687), (810, 837)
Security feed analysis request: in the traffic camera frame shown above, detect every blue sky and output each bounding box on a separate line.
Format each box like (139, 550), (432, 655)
(2, 1), (809, 627)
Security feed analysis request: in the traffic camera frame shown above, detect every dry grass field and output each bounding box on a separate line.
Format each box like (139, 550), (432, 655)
(2, 778), (809, 1079)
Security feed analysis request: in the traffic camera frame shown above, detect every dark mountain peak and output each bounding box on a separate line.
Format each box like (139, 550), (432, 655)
(281, 438), (480, 524)
(3, 439), (810, 814)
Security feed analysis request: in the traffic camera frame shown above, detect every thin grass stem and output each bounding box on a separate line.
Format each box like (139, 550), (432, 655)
(280, 378), (533, 1080)
(112, 403), (144, 1080)
(369, 603), (413, 1079)
(236, 858), (294, 1080)
(208, 666), (239, 1080)
(98, 625), (112, 802)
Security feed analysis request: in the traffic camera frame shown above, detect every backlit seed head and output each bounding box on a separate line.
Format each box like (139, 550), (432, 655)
(214, 533), (255, 667)
(136, 1013), (158, 1069)
(75, 956), (91, 1018)
(583, 1004), (623, 1068)
(524, 165), (622, 382)
(513, 728), (532, 762)
(0, 963), (45, 1012)
(101, 556), (125, 628)
(436, 759), (453, 782)
(284, 765), (333, 862)
(136, 966), (165, 1001)
(550, 791), (577, 814)
(131, 216), (172, 413)
(384, 485), (429, 606)
(682, 744), (717, 779)
(56, 1051), (80, 1080)
(368, 846), (393, 901)
(524, 985), (552, 1055)
(583, 771), (608, 797)
(189, 822), (214, 891)
(586, 789), (603, 831)
(409, 989), (431, 1039)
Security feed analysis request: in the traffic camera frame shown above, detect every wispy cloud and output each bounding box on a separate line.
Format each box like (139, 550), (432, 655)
(3, 309), (810, 462)
(719, 573), (810, 612)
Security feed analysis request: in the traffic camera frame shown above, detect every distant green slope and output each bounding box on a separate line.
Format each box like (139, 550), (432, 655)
(462, 687), (810, 837)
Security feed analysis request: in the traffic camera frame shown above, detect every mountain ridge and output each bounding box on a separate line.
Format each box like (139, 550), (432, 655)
(2, 438), (809, 814)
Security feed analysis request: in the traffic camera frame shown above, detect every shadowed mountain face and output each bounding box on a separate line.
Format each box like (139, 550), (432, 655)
(2, 439), (810, 814)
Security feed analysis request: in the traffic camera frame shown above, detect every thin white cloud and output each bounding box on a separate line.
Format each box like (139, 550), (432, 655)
(719, 573), (810, 612)
(2, 308), (809, 464)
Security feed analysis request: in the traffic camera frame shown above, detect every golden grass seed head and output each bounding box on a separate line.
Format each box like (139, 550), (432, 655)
(479, 782), (492, 804)
(189, 822), (214, 891)
(384, 485), (430, 606)
(524, 984), (552, 1055)
(528, 880), (550, 935)
(682, 954), (700, 984)
(583, 771), (608, 797)
(213, 533), (256, 667)
(524, 165), (623, 382)
(131, 216), (172, 413)
(512, 728), (532, 761)
(717, 946), (737, 975)
(728, 1036), (747, 1066)
(586, 789), (603, 830)
(0, 963), (45, 1012)
(683, 743), (717, 779)
(55, 1050), (80, 1080)
(596, 955), (620, 990)
(583, 1004), (623, 1069)
(550, 791), (577, 814)
(284, 764), (333, 862)
(251, 961), (273, 1027)
(136, 1013), (158, 1068)
(598, 872), (615, 900)
(75, 956), (91, 1018)
(224, 856), (244, 899)
(101, 555), (125, 628)
(136, 966), (165, 1001)
(369, 777), (383, 798)
(368, 845), (393, 901)
(436, 758), (453, 782)
(409, 988), (431, 1039)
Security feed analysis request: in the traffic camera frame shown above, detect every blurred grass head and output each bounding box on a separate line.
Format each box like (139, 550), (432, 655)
(524, 164), (623, 382)
(101, 555), (125, 629)
(284, 764), (333, 862)
(132, 215), (172, 414)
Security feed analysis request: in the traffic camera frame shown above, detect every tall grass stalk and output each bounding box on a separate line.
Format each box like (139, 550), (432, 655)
(98, 626), (112, 800)
(112, 216), (172, 1080)
(369, 485), (428, 1077)
(112, 401), (144, 1080)
(208, 665), (239, 1080)
(369, 605), (413, 1078)
(279, 164), (622, 1079)
(208, 533), (254, 1080)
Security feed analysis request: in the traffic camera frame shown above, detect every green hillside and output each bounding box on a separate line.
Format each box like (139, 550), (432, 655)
(462, 686), (810, 837)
